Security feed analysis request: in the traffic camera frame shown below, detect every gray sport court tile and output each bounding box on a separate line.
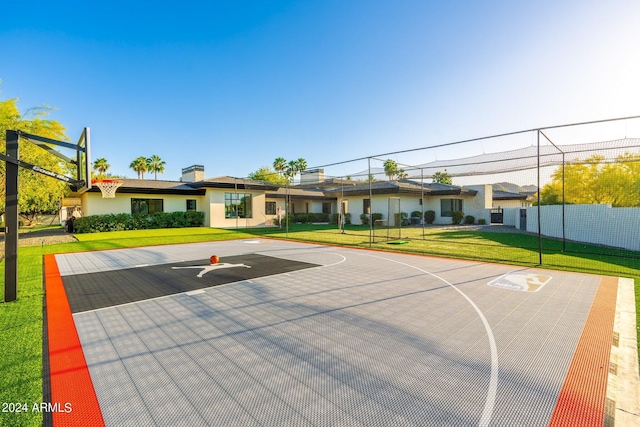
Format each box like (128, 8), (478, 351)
(58, 239), (603, 426)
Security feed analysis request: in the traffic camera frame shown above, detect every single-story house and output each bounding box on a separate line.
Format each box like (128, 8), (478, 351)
(320, 180), (492, 225)
(71, 165), (526, 228)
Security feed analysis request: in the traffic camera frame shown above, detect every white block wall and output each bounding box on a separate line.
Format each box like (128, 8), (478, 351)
(526, 204), (640, 251)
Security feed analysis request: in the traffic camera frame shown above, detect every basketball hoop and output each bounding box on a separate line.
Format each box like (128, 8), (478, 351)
(92, 179), (124, 198)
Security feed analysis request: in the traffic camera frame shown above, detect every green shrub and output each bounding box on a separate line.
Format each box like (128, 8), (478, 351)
(478, 218), (487, 225)
(294, 213), (310, 224)
(410, 210), (422, 225)
(424, 210), (436, 224)
(186, 210), (204, 226)
(330, 213), (351, 225)
(74, 211), (204, 233)
(360, 213), (369, 225)
(311, 212), (329, 222)
(293, 213), (328, 223)
(451, 211), (464, 225)
(371, 212), (383, 226)
(394, 212), (409, 226)
(464, 215), (475, 224)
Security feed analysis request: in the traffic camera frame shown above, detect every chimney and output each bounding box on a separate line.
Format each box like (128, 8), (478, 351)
(182, 165), (204, 182)
(300, 168), (324, 185)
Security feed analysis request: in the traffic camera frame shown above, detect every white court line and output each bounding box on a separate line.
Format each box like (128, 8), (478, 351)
(348, 251), (498, 427)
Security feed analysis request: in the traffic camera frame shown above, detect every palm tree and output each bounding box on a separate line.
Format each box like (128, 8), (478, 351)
(285, 160), (298, 183)
(433, 170), (452, 184)
(273, 157), (287, 177)
(383, 159), (399, 181)
(129, 156), (148, 179)
(93, 158), (110, 179)
(146, 154), (166, 180)
(296, 158), (307, 175)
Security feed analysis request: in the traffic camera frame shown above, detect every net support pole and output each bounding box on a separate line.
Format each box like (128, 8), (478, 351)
(562, 152), (566, 252)
(537, 130), (542, 265)
(234, 178), (239, 230)
(421, 168), (425, 239)
(4, 131), (19, 302)
(368, 158), (373, 247)
(541, 129), (566, 253)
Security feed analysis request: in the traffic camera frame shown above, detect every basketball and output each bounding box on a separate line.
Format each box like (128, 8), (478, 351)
(209, 255), (220, 264)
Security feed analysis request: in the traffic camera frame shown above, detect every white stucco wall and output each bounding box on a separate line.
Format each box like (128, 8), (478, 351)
(81, 192), (205, 217)
(208, 189), (268, 228)
(463, 185), (492, 224)
(339, 189), (493, 226)
(493, 199), (532, 208)
(526, 204), (640, 251)
(341, 195), (425, 225)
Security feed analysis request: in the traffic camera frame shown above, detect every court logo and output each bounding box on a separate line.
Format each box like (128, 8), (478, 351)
(172, 263), (251, 278)
(487, 273), (552, 292)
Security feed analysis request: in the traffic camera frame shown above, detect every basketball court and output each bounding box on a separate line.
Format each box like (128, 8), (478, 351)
(43, 238), (631, 426)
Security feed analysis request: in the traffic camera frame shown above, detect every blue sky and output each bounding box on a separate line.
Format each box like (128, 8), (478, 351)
(2, 0), (640, 182)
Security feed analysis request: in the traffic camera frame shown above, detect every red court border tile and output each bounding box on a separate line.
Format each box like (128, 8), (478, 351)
(44, 254), (105, 427)
(549, 276), (618, 426)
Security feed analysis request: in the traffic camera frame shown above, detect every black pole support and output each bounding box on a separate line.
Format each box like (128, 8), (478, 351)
(5, 131), (19, 302)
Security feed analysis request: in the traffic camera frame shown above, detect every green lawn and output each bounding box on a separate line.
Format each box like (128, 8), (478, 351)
(0, 225), (638, 426)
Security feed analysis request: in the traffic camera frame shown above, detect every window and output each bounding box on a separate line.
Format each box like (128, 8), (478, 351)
(363, 198), (371, 214)
(186, 199), (197, 211)
(265, 201), (276, 215)
(132, 198), (164, 214)
(322, 203), (331, 214)
(441, 199), (463, 217)
(225, 193), (252, 218)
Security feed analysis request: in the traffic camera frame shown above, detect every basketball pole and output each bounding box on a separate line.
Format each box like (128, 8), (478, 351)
(2, 129), (88, 302)
(4, 131), (19, 302)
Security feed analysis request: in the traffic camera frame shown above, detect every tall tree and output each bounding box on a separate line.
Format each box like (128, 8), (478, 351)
(538, 153), (640, 207)
(283, 158), (307, 183)
(0, 98), (70, 220)
(296, 158), (307, 174)
(146, 154), (166, 180)
(383, 159), (399, 181)
(269, 157), (308, 185)
(383, 159), (407, 181)
(273, 157), (287, 176)
(433, 170), (452, 185)
(129, 156), (148, 179)
(285, 160), (298, 183)
(248, 166), (287, 185)
(93, 157), (110, 179)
